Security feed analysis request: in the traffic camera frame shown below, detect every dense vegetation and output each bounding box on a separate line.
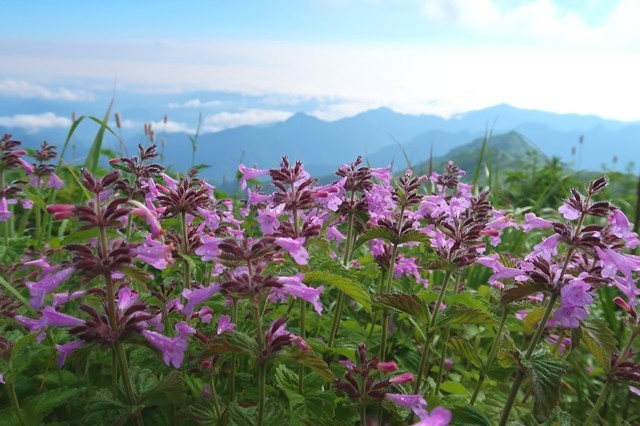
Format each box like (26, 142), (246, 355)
(1, 117), (640, 426)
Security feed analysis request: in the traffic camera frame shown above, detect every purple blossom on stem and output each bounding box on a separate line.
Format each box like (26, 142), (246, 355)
(0, 197), (11, 222)
(216, 314), (236, 336)
(182, 284), (222, 318)
(274, 274), (323, 314)
(131, 236), (173, 270)
(275, 237), (309, 265)
(195, 235), (221, 261)
(55, 339), (85, 367)
(238, 164), (269, 190)
(41, 306), (85, 328)
(522, 212), (554, 232)
(26, 267), (75, 309)
(141, 329), (188, 368)
(559, 202), (581, 220)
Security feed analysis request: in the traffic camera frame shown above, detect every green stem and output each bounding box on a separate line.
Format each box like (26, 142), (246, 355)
(229, 299), (238, 400)
(6, 377), (26, 426)
(35, 203), (42, 247)
(209, 374), (223, 418)
(583, 326), (639, 425)
(379, 243), (399, 361)
(499, 293), (558, 426)
(328, 209), (355, 347)
(115, 343), (143, 426)
(470, 307), (509, 405)
(298, 298), (306, 394)
(360, 402), (367, 426)
(413, 271), (452, 394)
(254, 303), (265, 426)
(434, 326), (451, 395)
(1, 170), (8, 247)
(181, 212), (191, 288)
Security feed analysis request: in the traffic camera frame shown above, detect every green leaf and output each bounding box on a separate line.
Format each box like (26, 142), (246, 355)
(85, 99), (115, 174)
(227, 401), (256, 426)
(155, 370), (187, 405)
(353, 227), (395, 249)
(178, 253), (199, 276)
(581, 319), (618, 372)
(450, 404), (493, 426)
(25, 386), (86, 415)
(399, 229), (431, 245)
(446, 337), (482, 369)
(0, 236), (29, 263)
(440, 380), (469, 395)
(306, 257), (371, 312)
(120, 266), (150, 291)
(500, 281), (545, 305)
(523, 306), (546, 334)
(435, 306), (497, 328)
(373, 293), (429, 324)
(0, 275), (36, 316)
(280, 351), (334, 381)
(525, 354), (567, 423)
(199, 331), (259, 359)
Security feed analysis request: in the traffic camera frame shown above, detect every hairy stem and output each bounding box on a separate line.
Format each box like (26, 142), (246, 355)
(413, 271), (452, 394)
(6, 377), (26, 426)
(328, 209), (355, 347)
(379, 243), (399, 361)
(470, 307), (509, 405)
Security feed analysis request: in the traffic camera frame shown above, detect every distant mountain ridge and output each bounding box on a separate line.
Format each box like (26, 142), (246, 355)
(2, 103), (639, 183)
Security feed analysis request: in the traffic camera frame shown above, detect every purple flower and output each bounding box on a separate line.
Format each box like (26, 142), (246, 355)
(532, 234), (562, 261)
(26, 267), (75, 309)
(216, 315), (236, 336)
(247, 189), (272, 206)
(559, 203), (581, 220)
(389, 372), (414, 385)
(274, 274), (323, 314)
(0, 373), (4, 384)
(412, 406), (452, 426)
(129, 200), (163, 238)
(141, 330), (188, 368)
(0, 197), (11, 222)
(196, 207), (220, 231)
(182, 284), (222, 318)
(275, 237), (309, 265)
(131, 237), (173, 270)
(175, 321), (196, 339)
(338, 359), (356, 370)
(47, 172), (64, 189)
(522, 212), (554, 232)
(257, 205), (283, 235)
(385, 393), (451, 426)
(55, 340), (85, 367)
(238, 164), (269, 190)
(52, 290), (87, 308)
(561, 278), (593, 307)
(17, 157), (34, 174)
(370, 166), (392, 184)
(377, 361), (398, 372)
(596, 246), (640, 279)
(195, 235), (221, 261)
(20, 198), (34, 210)
(41, 306), (85, 328)
(554, 305), (589, 328)
(365, 184), (395, 221)
(313, 181), (344, 211)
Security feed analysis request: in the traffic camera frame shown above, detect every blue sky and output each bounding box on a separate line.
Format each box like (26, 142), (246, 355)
(2, 0), (640, 131)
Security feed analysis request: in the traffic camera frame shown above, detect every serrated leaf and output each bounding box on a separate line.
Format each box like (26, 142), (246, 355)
(500, 281), (545, 305)
(306, 258), (371, 312)
(399, 229), (431, 245)
(25, 386), (86, 415)
(281, 351), (334, 381)
(582, 319), (618, 372)
(227, 401), (256, 426)
(450, 403), (493, 426)
(178, 253), (199, 275)
(120, 266), (150, 291)
(61, 228), (119, 244)
(0, 237), (29, 263)
(435, 306), (497, 328)
(446, 292), (489, 310)
(353, 227), (395, 249)
(155, 370), (187, 404)
(373, 293), (429, 324)
(446, 337), (482, 368)
(199, 331), (259, 359)
(525, 354), (567, 423)
(440, 380), (470, 395)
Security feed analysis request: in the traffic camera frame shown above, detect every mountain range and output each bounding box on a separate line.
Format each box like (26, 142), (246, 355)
(2, 102), (639, 185)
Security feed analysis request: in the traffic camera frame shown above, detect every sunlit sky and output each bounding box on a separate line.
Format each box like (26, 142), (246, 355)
(2, 0), (640, 124)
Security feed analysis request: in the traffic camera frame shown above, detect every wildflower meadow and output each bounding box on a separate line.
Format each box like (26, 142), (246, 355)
(1, 122), (640, 426)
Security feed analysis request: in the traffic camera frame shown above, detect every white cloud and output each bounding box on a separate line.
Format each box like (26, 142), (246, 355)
(420, 0), (640, 47)
(0, 112), (72, 132)
(0, 79), (95, 101)
(167, 99), (224, 109)
(115, 118), (195, 134)
(202, 109), (294, 132)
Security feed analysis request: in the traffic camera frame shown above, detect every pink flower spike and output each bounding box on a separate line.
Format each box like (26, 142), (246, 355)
(389, 372), (414, 385)
(52, 290), (87, 308)
(55, 340), (85, 367)
(160, 173), (178, 189)
(238, 163), (269, 190)
(275, 237), (309, 265)
(175, 321), (196, 339)
(610, 209), (633, 238)
(117, 288), (138, 311)
(377, 361), (398, 372)
(46, 204), (76, 220)
(17, 157), (34, 174)
(131, 237), (173, 270)
(385, 393), (428, 419)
